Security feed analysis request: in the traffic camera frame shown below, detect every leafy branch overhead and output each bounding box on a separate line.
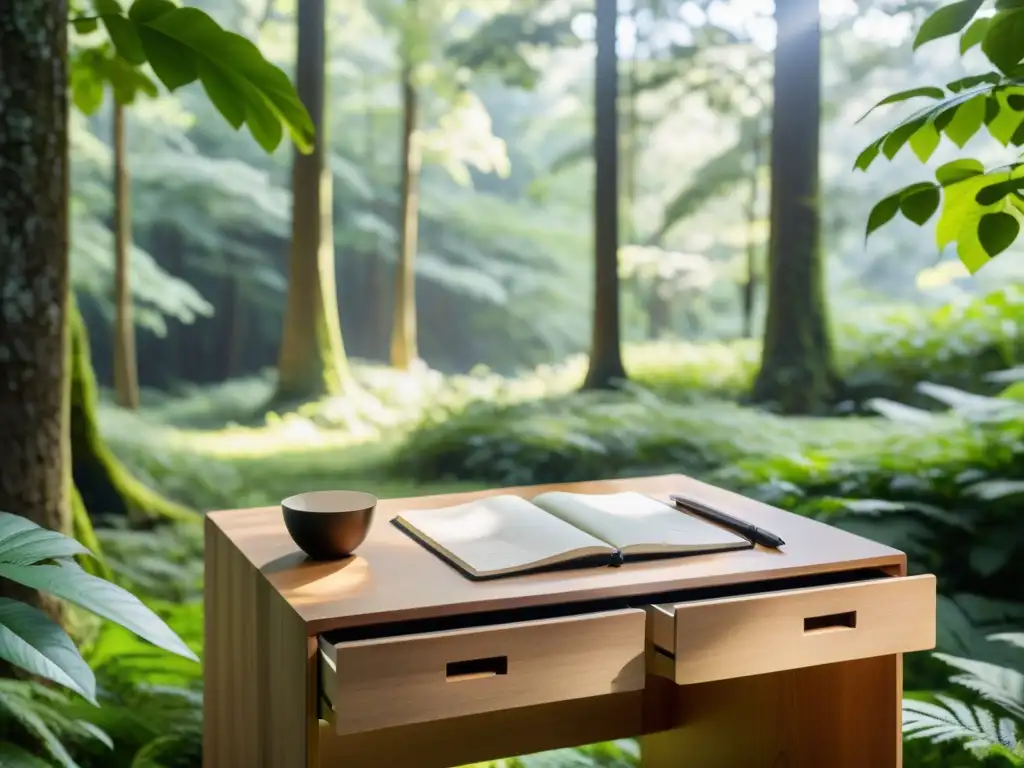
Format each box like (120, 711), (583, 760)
(71, 0), (315, 153)
(858, 0), (1024, 273)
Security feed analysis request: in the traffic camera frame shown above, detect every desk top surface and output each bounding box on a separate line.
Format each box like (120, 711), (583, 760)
(208, 474), (905, 635)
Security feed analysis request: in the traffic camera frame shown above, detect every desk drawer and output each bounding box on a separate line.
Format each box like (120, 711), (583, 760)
(647, 574), (936, 685)
(319, 608), (646, 735)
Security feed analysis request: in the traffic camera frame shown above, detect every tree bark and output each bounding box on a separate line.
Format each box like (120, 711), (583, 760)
(70, 300), (193, 525)
(582, 0), (627, 390)
(741, 122), (764, 340)
(751, 0), (838, 414)
(390, 49), (421, 370)
(274, 0), (351, 403)
(112, 101), (140, 409)
(0, 0), (70, 619)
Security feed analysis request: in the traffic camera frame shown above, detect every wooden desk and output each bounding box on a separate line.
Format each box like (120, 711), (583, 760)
(203, 474), (936, 768)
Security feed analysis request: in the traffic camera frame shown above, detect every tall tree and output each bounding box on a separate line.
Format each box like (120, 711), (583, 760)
(750, 0), (838, 413)
(275, 0), (352, 402)
(582, 0), (627, 390)
(0, 0), (312, 615)
(391, 7), (422, 370)
(112, 101), (140, 409)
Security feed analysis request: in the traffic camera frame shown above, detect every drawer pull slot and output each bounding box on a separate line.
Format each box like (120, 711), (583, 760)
(446, 655), (508, 682)
(804, 610), (857, 633)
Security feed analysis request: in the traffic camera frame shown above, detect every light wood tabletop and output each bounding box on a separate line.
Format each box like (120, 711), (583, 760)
(207, 473), (905, 635)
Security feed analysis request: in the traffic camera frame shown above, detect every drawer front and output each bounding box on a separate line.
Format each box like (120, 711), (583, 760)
(320, 608), (646, 735)
(648, 574), (936, 686)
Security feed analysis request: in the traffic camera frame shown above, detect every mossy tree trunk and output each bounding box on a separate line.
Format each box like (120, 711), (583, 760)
(112, 101), (140, 410)
(0, 0), (71, 618)
(750, 0), (838, 414)
(741, 123), (764, 340)
(390, 24), (421, 371)
(70, 301), (192, 525)
(274, 0), (351, 403)
(582, 0), (627, 391)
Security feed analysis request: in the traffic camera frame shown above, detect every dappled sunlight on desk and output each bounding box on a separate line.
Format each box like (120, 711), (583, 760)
(273, 557), (372, 605)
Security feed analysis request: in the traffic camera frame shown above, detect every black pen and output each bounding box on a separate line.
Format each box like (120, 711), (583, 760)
(670, 493), (785, 549)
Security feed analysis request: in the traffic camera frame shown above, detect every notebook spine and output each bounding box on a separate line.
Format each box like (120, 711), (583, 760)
(610, 550), (625, 567)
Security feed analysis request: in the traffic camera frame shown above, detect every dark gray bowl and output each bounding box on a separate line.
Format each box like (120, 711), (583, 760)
(281, 490), (377, 560)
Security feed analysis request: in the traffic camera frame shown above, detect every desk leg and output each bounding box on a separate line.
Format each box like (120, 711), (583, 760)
(204, 518), (319, 768)
(640, 654), (902, 768)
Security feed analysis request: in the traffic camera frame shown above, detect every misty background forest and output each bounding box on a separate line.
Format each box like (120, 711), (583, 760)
(2, 0), (1024, 765)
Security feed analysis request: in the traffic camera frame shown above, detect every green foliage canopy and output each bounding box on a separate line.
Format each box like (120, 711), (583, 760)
(860, 0), (1024, 273)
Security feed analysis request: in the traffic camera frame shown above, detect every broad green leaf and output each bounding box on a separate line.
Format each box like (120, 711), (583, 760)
(0, 525), (90, 566)
(0, 599), (96, 704)
(944, 94), (987, 147)
(961, 16), (990, 52)
(102, 15), (146, 65)
(0, 562), (197, 662)
(857, 86), (946, 123)
(958, 227), (993, 272)
(883, 118), (927, 159)
(910, 122), (941, 161)
(936, 158), (985, 185)
(0, 743), (53, 768)
(127, 0), (176, 22)
(914, 0), (985, 49)
(72, 17), (99, 33)
(1008, 93), (1024, 109)
(986, 90), (1024, 144)
(982, 8), (1024, 74)
(854, 139), (882, 171)
(900, 185), (942, 225)
(947, 72), (1002, 91)
(976, 178), (1024, 204)
(937, 171), (1008, 249)
(978, 211), (1020, 256)
(1011, 120), (1024, 144)
(93, 0), (123, 13)
(866, 193), (901, 237)
(137, 26), (198, 89)
(0, 689), (80, 768)
(0, 513), (44, 545)
(143, 8), (314, 150)
(239, 88), (284, 153)
(71, 71), (104, 115)
(197, 60), (246, 130)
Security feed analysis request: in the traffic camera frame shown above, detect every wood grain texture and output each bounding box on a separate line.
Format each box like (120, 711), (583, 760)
(651, 574), (935, 685)
(207, 474), (907, 635)
(640, 654), (902, 768)
(203, 517), (317, 768)
(321, 608), (646, 734)
(318, 691), (645, 768)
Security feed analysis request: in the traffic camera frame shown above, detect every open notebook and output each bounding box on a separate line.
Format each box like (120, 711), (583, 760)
(391, 491), (753, 580)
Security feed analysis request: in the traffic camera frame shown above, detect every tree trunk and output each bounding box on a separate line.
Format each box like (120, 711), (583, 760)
(741, 122), (764, 340)
(70, 300), (193, 524)
(112, 102), (140, 409)
(274, 0), (351, 403)
(0, 0), (70, 619)
(582, 0), (627, 390)
(390, 52), (421, 370)
(750, 0), (838, 414)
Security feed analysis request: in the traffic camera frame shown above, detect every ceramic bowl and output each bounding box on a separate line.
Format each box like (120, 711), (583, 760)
(281, 490), (377, 560)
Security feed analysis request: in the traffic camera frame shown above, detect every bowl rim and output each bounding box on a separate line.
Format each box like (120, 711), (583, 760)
(281, 489), (378, 514)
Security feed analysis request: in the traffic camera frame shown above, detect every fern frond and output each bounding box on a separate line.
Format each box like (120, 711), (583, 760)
(903, 695), (1008, 752)
(935, 652), (1024, 720)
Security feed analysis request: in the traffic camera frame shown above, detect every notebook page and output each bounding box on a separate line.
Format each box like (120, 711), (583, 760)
(532, 491), (748, 552)
(394, 495), (615, 576)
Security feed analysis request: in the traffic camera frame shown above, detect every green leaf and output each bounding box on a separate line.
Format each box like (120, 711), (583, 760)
(0, 689), (80, 768)
(914, 0), (985, 49)
(944, 94), (987, 147)
(197, 60), (245, 130)
(127, 0), (176, 22)
(0, 599), (96, 704)
(982, 8), (1024, 74)
(142, 8), (314, 151)
(976, 178), (1024, 204)
(137, 26), (197, 90)
(93, 0), (123, 13)
(0, 562), (198, 662)
(0, 525), (90, 566)
(857, 87), (946, 123)
(854, 139), (883, 171)
(866, 193), (901, 237)
(883, 118), (927, 159)
(978, 211), (1020, 256)
(936, 158), (986, 185)
(986, 91), (1024, 144)
(961, 16), (991, 52)
(240, 89), (284, 152)
(1008, 93), (1024, 109)
(71, 71), (104, 115)
(901, 185), (942, 225)
(910, 122), (941, 161)
(101, 15), (146, 65)
(72, 17), (99, 33)
(0, 743), (54, 768)
(947, 72), (1002, 92)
